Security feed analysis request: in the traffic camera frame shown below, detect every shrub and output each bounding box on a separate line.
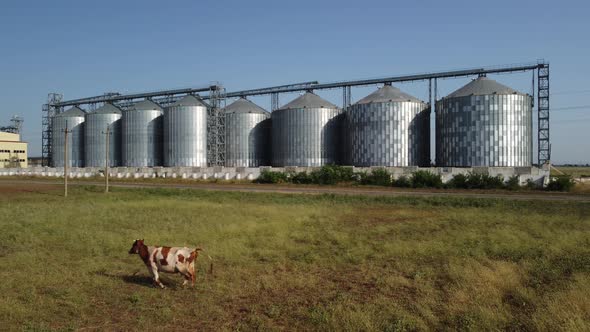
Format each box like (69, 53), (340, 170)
(410, 170), (443, 188)
(479, 174), (507, 190)
(309, 165), (354, 185)
(255, 170), (289, 184)
(447, 173), (468, 189)
(357, 172), (368, 185)
(310, 167), (336, 185)
(448, 173), (506, 190)
(546, 176), (575, 192)
(360, 168), (391, 186)
(257, 165), (355, 185)
(505, 175), (521, 191)
(462, 173), (485, 189)
(352, 171), (366, 183)
(291, 172), (313, 184)
(392, 175), (412, 188)
(525, 178), (539, 190)
(334, 165), (355, 182)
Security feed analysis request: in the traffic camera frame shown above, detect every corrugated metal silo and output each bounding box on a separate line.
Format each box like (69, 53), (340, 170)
(347, 84), (430, 167)
(84, 103), (122, 167)
(122, 100), (163, 167)
(224, 98), (271, 167)
(51, 106), (85, 167)
(436, 77), (533, 167)
(272, 92), (343, 167)
(163, 95), (207, 167)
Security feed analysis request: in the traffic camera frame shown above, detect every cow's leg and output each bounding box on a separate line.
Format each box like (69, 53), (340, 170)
(189, 262), (196, 287)
(176, 264), (191, 287)
(151, 267), (165, 289)
(181, 274), (191, 286)
(146, 266), (156, 285)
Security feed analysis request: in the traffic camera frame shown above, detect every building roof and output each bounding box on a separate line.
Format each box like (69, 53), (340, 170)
(0, 131), (22, 142)
(224, 98), (268, 114)
(279, 92), (339, 110)
(170, 95), (207, 107)
(92, 103), (122, 114)
(55, 106), (85, 117)
(355, 84), (423, 104)
(129, 100), (163, 112)
(447, 76), (524, 98)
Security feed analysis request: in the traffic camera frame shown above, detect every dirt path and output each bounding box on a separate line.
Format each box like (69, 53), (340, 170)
(1, 178), (589, 202)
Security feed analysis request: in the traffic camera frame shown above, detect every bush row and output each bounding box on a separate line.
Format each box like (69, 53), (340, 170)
(546, 176), (576, 192)
(255, 166), (575, 192)
(256, 165), (355, 185)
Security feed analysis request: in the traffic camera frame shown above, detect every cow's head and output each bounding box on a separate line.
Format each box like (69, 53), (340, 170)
(129, 239), (144, 254)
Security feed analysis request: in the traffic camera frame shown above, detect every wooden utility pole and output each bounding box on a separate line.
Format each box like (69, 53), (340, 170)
(62, 121), (72, 197)
(103, 125), (111, 193)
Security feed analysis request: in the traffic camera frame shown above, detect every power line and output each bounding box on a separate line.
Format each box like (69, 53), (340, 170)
(551, 89), (590, 96)
(551, 105), (590, 111)
(552, 118), (590, 123)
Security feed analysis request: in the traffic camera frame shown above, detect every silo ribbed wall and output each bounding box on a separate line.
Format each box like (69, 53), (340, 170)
(436, 94), (533, 167)
(84, 113), (122, 167)
(271, 107), (343, 167)
(225, 112), (270, 167)
(51, 115), (85, 167)
(163, 104), (207, 167)
(122, 109), (163, 167)
(347, 101), (430, 166)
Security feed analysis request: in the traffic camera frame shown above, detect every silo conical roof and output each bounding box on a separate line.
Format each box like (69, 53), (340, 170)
(279, 92), (338, 110)
(129, 99), (163, 111)
(171, 95), (207, 107)
(56, 106), (86, 117)
(447, 77), (524, 98)
(224, 98), (268, 114)
(92, 103), (122, 114)
(355, 85), (423, 104)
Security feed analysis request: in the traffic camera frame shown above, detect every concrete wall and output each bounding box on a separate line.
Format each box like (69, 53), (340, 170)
(0, 165), (551, 186)
(0, 166), (263, 181)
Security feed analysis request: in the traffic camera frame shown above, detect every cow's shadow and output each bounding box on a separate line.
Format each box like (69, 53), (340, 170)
(96, 270), (184, 289)
(121, 274), (154, 287)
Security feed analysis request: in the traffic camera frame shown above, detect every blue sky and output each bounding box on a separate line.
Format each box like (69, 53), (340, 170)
(1, 0), (589, 163)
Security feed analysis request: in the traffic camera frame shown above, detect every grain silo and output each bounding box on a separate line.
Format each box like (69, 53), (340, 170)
(163, 95), (207, 167)
(347, 84), (430, 167)
(84, 103), (122, 167)
(122, 100), (163, 167)
(51, 106), (85, 167)
(272, 92), (343, 167)
(224, 98), (271, 167)
(436, 76), (533, 167)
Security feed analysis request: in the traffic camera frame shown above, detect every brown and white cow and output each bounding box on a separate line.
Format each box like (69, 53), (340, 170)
(128, 239), (209, 289)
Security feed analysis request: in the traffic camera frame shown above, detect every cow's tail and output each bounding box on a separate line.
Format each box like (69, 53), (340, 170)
(195, 248), (213, 275)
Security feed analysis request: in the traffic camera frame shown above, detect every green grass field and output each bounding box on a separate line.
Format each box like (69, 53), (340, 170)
(552, 166), (590, 178)
(0, 183), (589, 331)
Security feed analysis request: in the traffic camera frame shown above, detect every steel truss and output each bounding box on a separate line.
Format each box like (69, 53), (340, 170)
(41, 93), (63, 167)
(207, 85), (226, 167)
(0, 116), (24, 135)
(271, 93), (279, 111)
(342, 86), (351, 111)
(537, 64), (550, 164)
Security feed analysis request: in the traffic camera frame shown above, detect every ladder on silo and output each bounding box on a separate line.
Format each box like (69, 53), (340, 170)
(537, 64), (550, 165)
